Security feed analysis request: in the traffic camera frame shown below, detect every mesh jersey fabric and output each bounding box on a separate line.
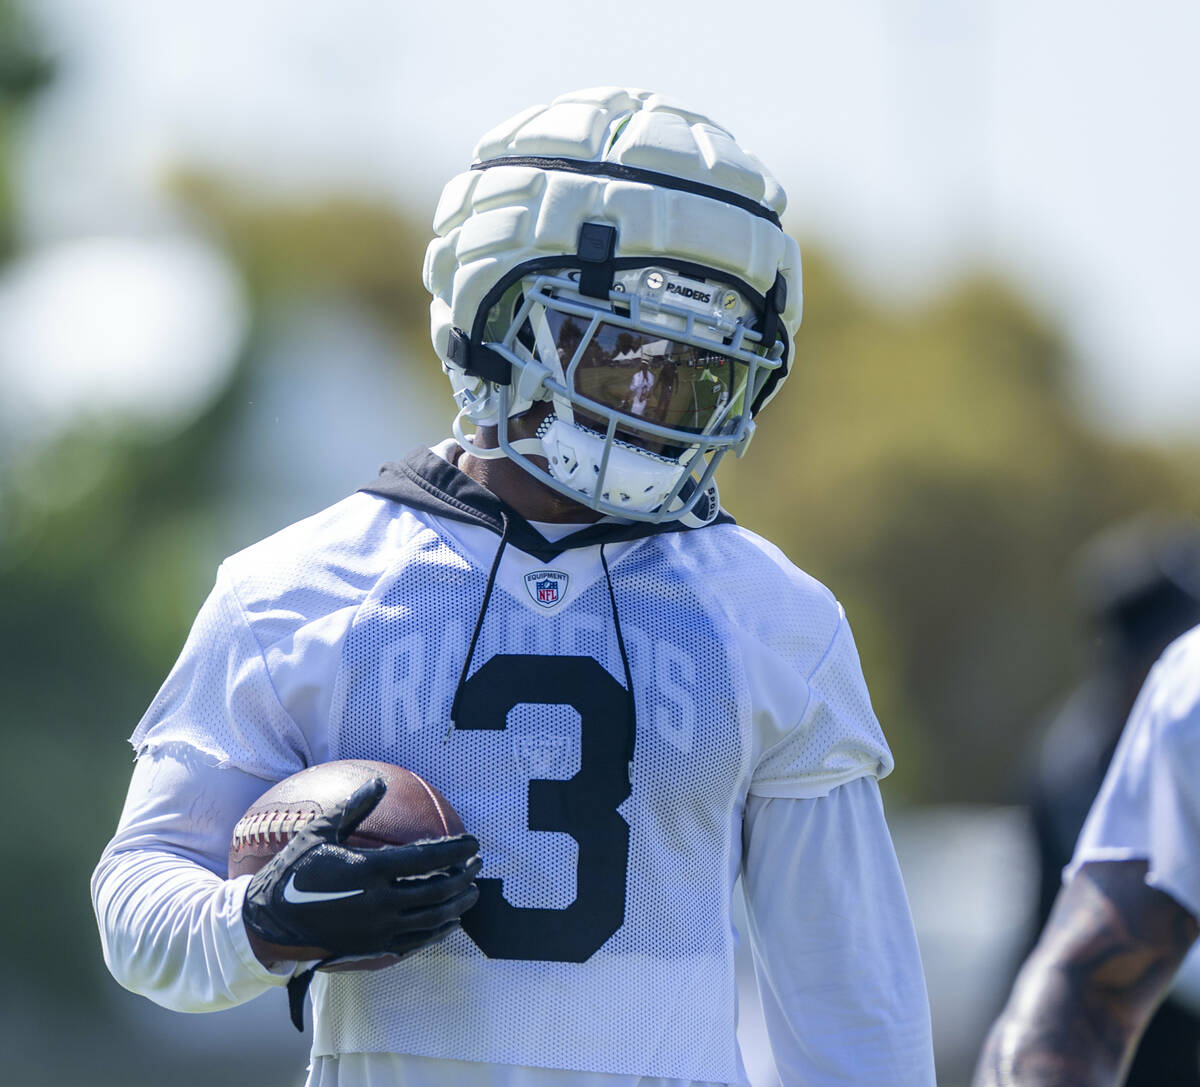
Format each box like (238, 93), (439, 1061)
(1070, 623), (1200, 919)
(129, 475), (892, 1082)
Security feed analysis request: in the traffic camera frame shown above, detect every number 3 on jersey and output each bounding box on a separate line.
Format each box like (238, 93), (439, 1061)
(452, 654), (632, 962)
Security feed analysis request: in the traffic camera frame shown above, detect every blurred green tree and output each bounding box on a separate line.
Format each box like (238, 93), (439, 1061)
(721, 252), (1199, 802)
(173, 171), (436, 359)
(0, 0), (52, 257)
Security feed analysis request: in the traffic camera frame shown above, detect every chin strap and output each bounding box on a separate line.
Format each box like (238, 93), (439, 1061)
(671, 481), (721, 528)
(454, 406), (548, 461)
(451, 407), (507, 460)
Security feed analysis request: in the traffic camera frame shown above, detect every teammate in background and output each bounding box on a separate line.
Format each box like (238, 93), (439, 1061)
(974, 618), (1200, 1086)
(92, 88), (935, 1086)
(1025, 521), (1200, 1083)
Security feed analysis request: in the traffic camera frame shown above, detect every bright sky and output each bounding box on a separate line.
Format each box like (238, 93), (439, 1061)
(11, 0), (1200, 441)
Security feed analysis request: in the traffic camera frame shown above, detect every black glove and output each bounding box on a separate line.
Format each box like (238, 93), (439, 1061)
(243, 777), (481, 964)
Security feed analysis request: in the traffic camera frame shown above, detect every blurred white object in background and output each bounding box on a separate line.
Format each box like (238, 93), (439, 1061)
(891, 804), (1039, 1084)
(0, 233), (245, 442)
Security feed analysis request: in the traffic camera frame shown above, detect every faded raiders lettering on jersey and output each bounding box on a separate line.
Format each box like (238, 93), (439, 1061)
(326, 540), (744, 967)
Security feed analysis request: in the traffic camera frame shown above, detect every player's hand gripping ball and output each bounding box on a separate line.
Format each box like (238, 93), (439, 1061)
(231, 759), (480, 971)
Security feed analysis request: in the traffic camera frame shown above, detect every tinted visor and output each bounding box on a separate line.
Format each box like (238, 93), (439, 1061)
(545, 310), (748, 435)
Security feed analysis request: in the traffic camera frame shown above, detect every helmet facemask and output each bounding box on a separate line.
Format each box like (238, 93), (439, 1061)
(454, 264), (784, 524)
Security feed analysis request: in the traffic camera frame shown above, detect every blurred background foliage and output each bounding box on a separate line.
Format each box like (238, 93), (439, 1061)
(1, 1), (1198, 1081)
(723, 255), (1199, 801)
(0, 0), (52, 256)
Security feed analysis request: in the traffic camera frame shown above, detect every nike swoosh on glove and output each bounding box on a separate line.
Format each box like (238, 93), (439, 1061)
(242, 777), (481, 965)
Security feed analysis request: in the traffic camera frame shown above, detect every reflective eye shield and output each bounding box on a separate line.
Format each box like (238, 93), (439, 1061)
(450, 257), (789, 414)
(542, 310), (749, 440)
(502, 269), (781, 443)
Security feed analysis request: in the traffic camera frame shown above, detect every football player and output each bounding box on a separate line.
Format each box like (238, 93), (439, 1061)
(92, 87), (936, 1086)
(1023, 521), (1200, 1083)
(974, 623), (1200, 1085)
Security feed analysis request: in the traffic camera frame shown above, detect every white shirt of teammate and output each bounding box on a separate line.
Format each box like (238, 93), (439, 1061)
(1069, 624), (1200, 921)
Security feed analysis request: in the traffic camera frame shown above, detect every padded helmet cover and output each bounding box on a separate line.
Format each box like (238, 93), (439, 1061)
(423, 87), (803, 428)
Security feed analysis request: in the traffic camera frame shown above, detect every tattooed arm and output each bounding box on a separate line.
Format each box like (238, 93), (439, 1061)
(973, 861), (1199, 1087)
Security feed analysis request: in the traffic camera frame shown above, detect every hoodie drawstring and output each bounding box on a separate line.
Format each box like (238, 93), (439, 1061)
(446, 526), (637, 783)
(448, 512), (511, 736)
(600, 542), (638, 781)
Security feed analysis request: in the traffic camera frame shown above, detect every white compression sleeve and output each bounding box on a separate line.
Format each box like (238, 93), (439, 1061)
(741, 777), (935, 1086)
(92, 748), (294, 1012)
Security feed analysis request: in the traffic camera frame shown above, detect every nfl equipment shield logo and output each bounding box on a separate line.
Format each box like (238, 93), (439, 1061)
(524, 569), (569, 609)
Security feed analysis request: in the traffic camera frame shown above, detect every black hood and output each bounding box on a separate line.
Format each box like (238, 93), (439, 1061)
(359, 446), (733, 563)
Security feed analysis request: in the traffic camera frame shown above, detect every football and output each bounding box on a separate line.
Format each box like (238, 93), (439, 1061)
(229, 758), (465, 878)
(229, 759), (465, 968)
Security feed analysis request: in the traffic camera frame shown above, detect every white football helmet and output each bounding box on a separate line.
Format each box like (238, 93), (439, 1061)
(423, 87), (803, 524)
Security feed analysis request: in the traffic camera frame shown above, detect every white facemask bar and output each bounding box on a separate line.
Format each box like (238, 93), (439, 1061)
(528, 283), (769, 519)
(503, 271), (780, 437)
(457, 267), (781, 523)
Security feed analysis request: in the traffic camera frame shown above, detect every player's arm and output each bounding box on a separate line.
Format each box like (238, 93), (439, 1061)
(92, 750), (300, 1013)
(973, 860), (1199, 1087)
(93, 749), (479, 1015)
(742, 778), (936, 1085)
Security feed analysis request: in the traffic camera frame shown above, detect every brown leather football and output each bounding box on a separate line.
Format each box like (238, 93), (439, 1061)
(229, 759), (465, 969)
(229, 759), (464, 877)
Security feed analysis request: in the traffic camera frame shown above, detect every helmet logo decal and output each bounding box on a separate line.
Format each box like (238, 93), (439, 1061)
(665, 281), (711, 304)
(524, 569), (570, 609)
(639, 268), (728, 321)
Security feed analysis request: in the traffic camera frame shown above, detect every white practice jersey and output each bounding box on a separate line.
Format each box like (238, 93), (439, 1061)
(1071, 623), (1200, 918)
(93, 443), (935, 1086)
